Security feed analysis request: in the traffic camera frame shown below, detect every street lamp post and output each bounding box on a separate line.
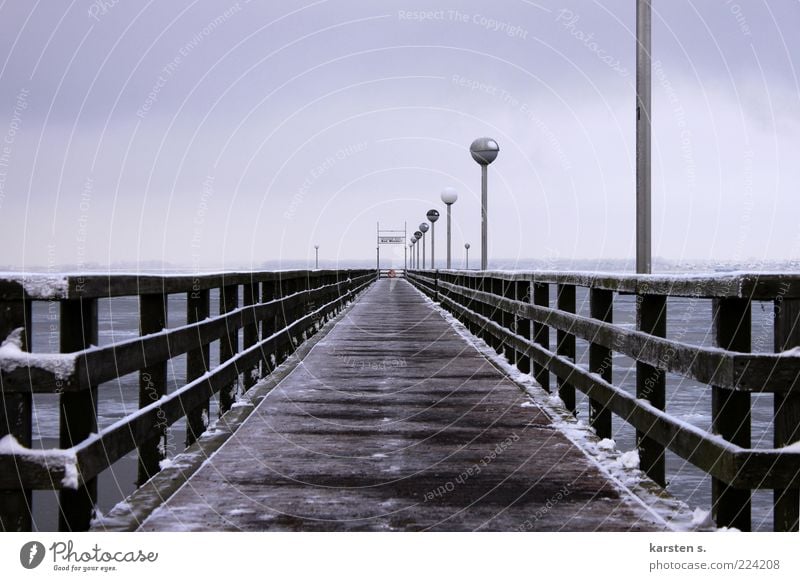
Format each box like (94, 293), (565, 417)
(376, 246), (380, 272)
(637, 0), (652, 274)
(419, 223), (429, 269)
(441, 187), (458, 269)
(414, 231), (422, 270)
(314, 245), (319, 269)
(465, 242), (471, 270)
(469, 137), (499, 271)
(426, 209), (439, 269)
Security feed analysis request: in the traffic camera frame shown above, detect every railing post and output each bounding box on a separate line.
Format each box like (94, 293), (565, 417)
(711, 297), (751, 531)
(0, 296), (32, 532)
(532, 283), (550, 392)
(219, 284), (240, 415)
(471, 274), (480, 341)
(454, 273), (464, 325)
(478, 274), (490, 345)
(262, 280), (279, 370)
(515, 280), (531, 374)
(502, 278), (516, 366)
(59, 297), (99, 530)
(300, 272), (311, 333)
(281, 277), (297, 358)
(186, 288), (210, 447)
(636, 294), (667, 487)
(137, 293), (168, 487)
(434, 270), (440, 303)
(589, 288), (613, 439)
(307, 273), (321, 337)
(556, 284), (577, 413)
(490, 277), (504, 354)
(773, 297), (800, 531)
(243, 282), (259, 390)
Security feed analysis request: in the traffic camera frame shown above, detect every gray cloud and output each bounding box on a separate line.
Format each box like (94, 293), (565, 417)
(1, 0), (798, 269)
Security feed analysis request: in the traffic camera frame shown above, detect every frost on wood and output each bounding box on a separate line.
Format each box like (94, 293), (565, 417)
(0, 273), (69, 299)
(413, 284), (704, 531)
(0, 328), (76, 378)
(0, 434), (79, 490)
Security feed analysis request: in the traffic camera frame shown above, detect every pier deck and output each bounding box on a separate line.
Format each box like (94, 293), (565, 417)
(138, 279), (663, 532)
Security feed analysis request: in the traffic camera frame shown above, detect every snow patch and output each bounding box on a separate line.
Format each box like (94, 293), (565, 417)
(0, 434), (26, 453)
(782, 439), (800, 451)
(1, 435), (80, 490)
(616, 450), (640, 470)
(0, 328), (76, 378)
(0, 273), (69, 299)
(61, 461), (79, 489)
(227, 508), (254, 516)
(691, 508), (715, 528)
(597, 438), (616, 452)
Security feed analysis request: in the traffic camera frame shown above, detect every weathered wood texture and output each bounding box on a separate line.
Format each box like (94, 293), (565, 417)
(711, 298), (752, 531)
(59, 298), (99, 531)
(636, 295), (667, 487)
(773, 298), (800, 531)
(139, 280), (664, 532)
(0, 270), (375, 532)
(0, 297), (31, 532)
(408, 270), (800, 532)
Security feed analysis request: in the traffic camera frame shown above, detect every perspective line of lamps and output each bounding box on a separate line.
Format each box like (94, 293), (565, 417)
(410, 136), (499, 271)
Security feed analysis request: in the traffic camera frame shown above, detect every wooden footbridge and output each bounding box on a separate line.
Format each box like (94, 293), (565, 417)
(1, 269), (800, 531)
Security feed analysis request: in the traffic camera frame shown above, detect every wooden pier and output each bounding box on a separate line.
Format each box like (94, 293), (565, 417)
(2, 268), (800, 532)
(135, 279), (662, 531)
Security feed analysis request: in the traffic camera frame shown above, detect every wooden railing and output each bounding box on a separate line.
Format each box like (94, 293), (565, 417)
(407, 269), (800, 532)
(0, 269), (376, 531)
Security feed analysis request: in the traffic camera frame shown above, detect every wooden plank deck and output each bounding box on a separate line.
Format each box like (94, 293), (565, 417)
(138, 278), (665, 531)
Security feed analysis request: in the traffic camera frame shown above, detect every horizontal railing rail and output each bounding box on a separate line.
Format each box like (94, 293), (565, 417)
(0, 269), (352, 300)
(0, 269), (377, 532)
(407, 268), (800, 532)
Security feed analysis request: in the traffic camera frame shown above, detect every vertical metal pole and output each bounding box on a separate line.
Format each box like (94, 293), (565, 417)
(481, 164), (488, 270)
(431, 222), (435, 269)
(422, 234), (426, 269)
(404, 222), (408, 272)
(636, 0), (652, 274)
(466, 247), (470, 269)
(376, 246), (380, 273)
(446, 204), (452, 269)
(315, 247), (319, 269)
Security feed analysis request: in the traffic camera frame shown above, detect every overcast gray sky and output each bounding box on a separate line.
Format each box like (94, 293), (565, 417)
(0, 0), (798, 270)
